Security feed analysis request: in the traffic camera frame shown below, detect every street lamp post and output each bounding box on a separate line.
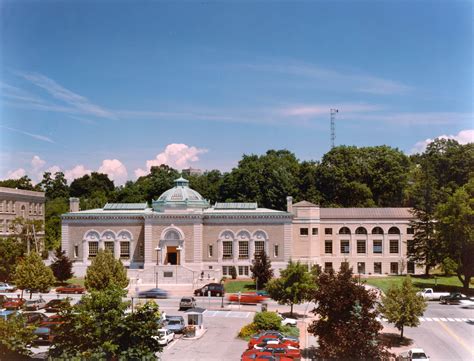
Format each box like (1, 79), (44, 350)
(357, 262), (362, 285)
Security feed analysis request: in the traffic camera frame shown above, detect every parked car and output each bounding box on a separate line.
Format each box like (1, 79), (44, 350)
(45, 298), (70, 313)
(277, 313), (297, 326)
(439, 292), (472, 305)
(24, 297), (47, 311)
(228, 292), (268, 304)
(262, 344), (301, 360)
(155, 328), (175, 345)
(164, 315), (185, 334)
(0, 310), (16, 320)
(22, 312), (49, 325)
(194, 283), (224, 297)
(0, 295), (8, 307)
(33, 325), (59, 344)
(55, 284), (86, 294)
(179, 297), (197, 310)
(3, 297), (26, 310)
(137, 288), (168, 299)
(0, 282), (17, 292)
(417, 288), (450, 301)
(40, 314), (64, 327)
(241, 349), (273, 361)
(398, 348), (430, 361)
(250, 330), (299, 343)
(248, 334), (299, 349)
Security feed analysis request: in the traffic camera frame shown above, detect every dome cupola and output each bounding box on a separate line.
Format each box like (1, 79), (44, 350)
(152, 177), (209, 212)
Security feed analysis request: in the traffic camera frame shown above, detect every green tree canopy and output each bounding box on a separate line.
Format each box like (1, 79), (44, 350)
(0, 314), (37, 360)
(14, 251), (56, 298)
(266, 260), (315, 315)
(435, 178), (474, 290)
(39, 171), (70, 200)
(378, 276), (427, 339)
(85, 250), (129, 292)
(0, 175), (36, 190)
(0, 237), (24, 282)
(308, 263), (389, 359)
(49, 287), (162, 360)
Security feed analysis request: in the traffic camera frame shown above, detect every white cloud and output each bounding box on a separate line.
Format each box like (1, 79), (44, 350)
(45, 165), (62, 174)
(65, 165), (92, 183)
(6, 168), (26, 179)
(0, 125), (55, 143)
(280, 103), (381, 117)
(135, 143), (208, 178)
(411, 129), (474, 154)
(31, 155), (46, 170)
(98, 159), (128, 185)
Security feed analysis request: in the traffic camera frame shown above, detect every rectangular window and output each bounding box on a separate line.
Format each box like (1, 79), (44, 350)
(300, 228), (309, 236)
(407, 261), (415, 274)
(390, 262), (399, 274)
(407, 227), (414, 234)
(325, 240), (333, 254)
(89, 242), (99, 258)
(325, 228), (333, 235)
(208, 245), (213, 257)
(312, 228), (318, 235)
(238, 266), (249, 276)
(239, 241), (249, 259)
(274, 245), (279, 257)
(0, 200), (3, 212)
(74, 245), (79, 258)
(373, 240), (383, 254)
(324, 262), (333, 272)
(120, 242), (130, 258)
(105, 241), (114, 255)
(357, 240), (366, 254)
(340, 240), (350, 254)
(29, 203), (33, 214)
(389, 240), (399, 254)
(374, 262), (382, 274)
(223, 241), (233, 259)
(222, 266), (230, 276)
(138, 243), (144, 258)
(357, 262), (366, 274)
(38, 204), (42, 215)
(255, 241), (265, 257)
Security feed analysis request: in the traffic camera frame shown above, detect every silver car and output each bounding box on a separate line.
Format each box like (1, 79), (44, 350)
(179, 297), (196, 310)
(24, 297), (47, 311)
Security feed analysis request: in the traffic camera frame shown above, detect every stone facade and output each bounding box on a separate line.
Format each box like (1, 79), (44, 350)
(61, 178), (420, 280)
(0, 187), (45, 240)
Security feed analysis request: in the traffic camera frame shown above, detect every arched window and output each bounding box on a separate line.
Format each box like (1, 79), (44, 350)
(388, 227), (400, 234)
(372, 227), (384, 235)
(20, 205), (26, 218)
(339, 227), (351, 235)
(164, 229), (181, 240)
(355, 227), (367, 235)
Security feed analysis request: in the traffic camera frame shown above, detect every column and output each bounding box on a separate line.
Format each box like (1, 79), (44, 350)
(193, 223), (203, 263)
(144, 218), (153, 266)
(233, 238), (238, 263)
(217, 239), (222, 264)
(61, 222), (69, 257)
(82, 240), (89, 262)
(114, 241), (121, 260)
(283, 223), (292, 261)
(250, 240), (255, 260)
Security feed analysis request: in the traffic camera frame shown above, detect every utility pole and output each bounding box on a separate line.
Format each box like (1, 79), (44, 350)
(330, 109), (338, 148)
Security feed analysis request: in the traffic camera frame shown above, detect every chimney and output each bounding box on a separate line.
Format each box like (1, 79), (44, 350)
(69, 197), (80, 212)
(286, 196), (293, 213)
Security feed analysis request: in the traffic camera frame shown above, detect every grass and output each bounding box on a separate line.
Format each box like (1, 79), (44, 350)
(362, 275), (473, 295)
(224, 279), (256, 293)
(67, 277), (85, 287)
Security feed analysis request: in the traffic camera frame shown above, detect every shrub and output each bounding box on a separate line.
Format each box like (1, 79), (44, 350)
(238, 323), (259, 339)
(253, 311), (282, 331)
(230, 266), (237, 280)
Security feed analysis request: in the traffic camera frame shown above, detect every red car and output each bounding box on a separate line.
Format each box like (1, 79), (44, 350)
(56, 284), (86, 294)
(262, 344), (301, 360)
(248, 335), (299, 350)
(241, 349), (273, 361)
(40, 314), (64, 327)
(228, 292), (268, 304)
(3, 298), (26, 310)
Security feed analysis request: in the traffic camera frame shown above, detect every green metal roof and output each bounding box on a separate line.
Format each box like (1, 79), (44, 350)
(214, 202), (258, 210)
(103, 203), (148, 210)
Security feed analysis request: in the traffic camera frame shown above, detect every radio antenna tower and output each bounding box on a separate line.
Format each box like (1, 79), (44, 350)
(330, 109), (338, 148)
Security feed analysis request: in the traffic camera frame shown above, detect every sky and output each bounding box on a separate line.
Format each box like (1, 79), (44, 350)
(0, 0), (472, 185)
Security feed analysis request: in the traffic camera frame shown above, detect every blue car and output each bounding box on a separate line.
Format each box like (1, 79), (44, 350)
(0, 310), (16, 320)
(137, 288), (168, 299)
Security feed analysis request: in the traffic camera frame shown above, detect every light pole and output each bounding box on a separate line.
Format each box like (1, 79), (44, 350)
(357, 262), (362, 285)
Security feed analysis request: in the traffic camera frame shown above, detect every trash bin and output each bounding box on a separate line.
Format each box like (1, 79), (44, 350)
(261, 302), (268, 312)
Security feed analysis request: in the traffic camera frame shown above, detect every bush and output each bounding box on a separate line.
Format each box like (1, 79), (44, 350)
(280, 324), (300, 338)
(230, 266), (237, 280)
(253, 311), (282, 331)
(238, 323), (259, 339)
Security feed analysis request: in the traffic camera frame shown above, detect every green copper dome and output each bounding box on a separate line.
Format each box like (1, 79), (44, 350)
(152, 177), (209, 212)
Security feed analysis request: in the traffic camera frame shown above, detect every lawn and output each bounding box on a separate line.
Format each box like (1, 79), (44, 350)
(67, 277), (85, 286)
(362, 275), (473, 295)
(224, 279), (256, 293)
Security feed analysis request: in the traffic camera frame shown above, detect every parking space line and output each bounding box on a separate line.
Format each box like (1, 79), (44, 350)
(440, 318), (448, 322)
(455, 318), (462, 322)
(447, 318), (455, 322)
(424, 317), (432, 321)
(432, 317), (440, 321)
(461, 318), (468, 321)
(246, 312), (251, 318)
(224, 311), (231, 317)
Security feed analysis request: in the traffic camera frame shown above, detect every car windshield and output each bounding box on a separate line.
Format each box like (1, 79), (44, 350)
(412, 353), (428, 359)
(168, 320), (182, 325)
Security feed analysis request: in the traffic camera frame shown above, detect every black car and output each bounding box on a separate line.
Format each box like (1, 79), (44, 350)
(23, 312), (49, 325)
(440, 292), (470, 305)
(45, 299), (70, 313)
(193, 283), (224, 297)
(137, 288), (168, 299)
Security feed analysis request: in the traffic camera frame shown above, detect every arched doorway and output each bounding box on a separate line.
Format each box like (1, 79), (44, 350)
(160, 228), (184, 265)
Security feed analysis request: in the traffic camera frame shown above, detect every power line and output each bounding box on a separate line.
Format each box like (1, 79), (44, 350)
(330, 108), (338, 148)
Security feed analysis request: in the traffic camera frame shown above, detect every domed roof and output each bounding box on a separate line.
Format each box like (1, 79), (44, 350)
(152, 177), (209, 211)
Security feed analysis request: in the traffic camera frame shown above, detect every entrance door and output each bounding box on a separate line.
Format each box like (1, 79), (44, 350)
(166, 246), (178, 265)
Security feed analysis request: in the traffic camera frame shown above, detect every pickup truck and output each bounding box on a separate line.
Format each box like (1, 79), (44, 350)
(398, 348), (430, 361)
(417, 288), (450, 301)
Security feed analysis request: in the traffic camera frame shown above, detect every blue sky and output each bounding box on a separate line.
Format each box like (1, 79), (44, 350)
(0, 0), (472, 184)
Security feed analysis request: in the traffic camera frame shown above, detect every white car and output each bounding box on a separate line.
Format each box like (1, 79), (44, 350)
(277, 313), (297, 326)
(398, 348), (430, 361)
(155, 328), (174, 346)
(0, 283), (16, 292)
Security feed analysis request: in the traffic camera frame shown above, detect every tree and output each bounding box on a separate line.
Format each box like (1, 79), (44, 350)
(378, 276), (427, 339)
(8, 217), (44, 254)
(0, 237), (24, 282)
(0, 175), (36, 190)
(14, 252), (55, 298)
(39, 171), (70, 200)
(435, 179), (474, 290)
(308, 263), (389, 359)
(85, 250), (129, 292)
(0, 314), (37, 360)
(44, 197), (68, 250)
(266, 260), (315, 315)
(49, 287), (162, 360)
(250, 251), (274, 290)
(50, 249), (74, 283)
